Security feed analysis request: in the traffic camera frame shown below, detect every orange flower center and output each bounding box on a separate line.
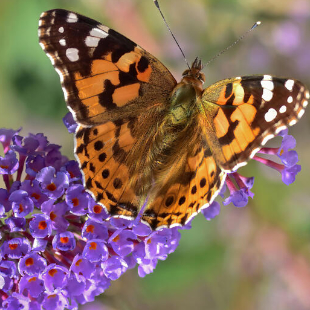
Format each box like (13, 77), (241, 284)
(60, 237), (69, 244)
(89, 242), (97, 250)
(93, 205), (102, 214)
(86, 225), (94, 233)
(9, 244), (18, 250)
(46, 183), (56, 191)
(38, 221), (47, 230)
(25, 257), (34, 266)
(48, 269), (57, 277)
(72, 198), (79, 207)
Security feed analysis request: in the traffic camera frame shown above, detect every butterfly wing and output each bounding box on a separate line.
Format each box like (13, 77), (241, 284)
(142, 133), (226, 229)
(39, 9), (177, 220)
(39, 9), (176, 125)
(201, 75), (308, 171)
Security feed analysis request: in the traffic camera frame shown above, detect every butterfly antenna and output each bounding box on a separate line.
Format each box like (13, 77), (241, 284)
(153, 0), (191, 69)
(204, 21), (261, 67)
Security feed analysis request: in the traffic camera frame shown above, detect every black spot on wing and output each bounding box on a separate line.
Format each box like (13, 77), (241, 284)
(225, 83), (233, 98)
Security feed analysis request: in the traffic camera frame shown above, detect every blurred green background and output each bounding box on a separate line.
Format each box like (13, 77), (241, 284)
(1, 0), (310, 309)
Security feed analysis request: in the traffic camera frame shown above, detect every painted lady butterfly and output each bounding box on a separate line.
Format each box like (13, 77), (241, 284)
(38, 9), (308, 230)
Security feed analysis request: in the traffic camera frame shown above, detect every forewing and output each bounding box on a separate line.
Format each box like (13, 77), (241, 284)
(38, 9), (176, 125)
(201, 75), (309, 171)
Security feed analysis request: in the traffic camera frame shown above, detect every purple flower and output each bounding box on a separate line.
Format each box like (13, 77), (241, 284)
(11, 133), (46, 155)
(36, 166), (69, 199)
(102, 256), (128, 280)
(18, 252), (47, 276)
(26, 155), (46, 178)
(281, 164), (301, 185)
(137, 258), (158, 278)
(0, 188), (11, 212)
(20, 180), (48, 208)
(221, 173), (254, 208)
(109, 229), (136, 257)
(0, 128), (21, 153)
(65, 184), (89, 215)
(19, 275), (44, 298)
(279, 150), (299, 167)
(0, 151), (19, 175)
(63, 112), (78, 134)
(223, 187), (254, 208)
(41, 200), (69, 232)
(1, 238), (31, 259)
(9, 190), (34, 217)
(29, 214), (52, 238)
(5, 217), (26, 232)
(65, 272), (86, 297)
(42, 292), (68, 310)
(132, 222), (152, 236)
(60, 160), (82, 181)
(52, 231), (76, 251)
(82, 219), (109, 240)
(201, 201), (221, 220)
(82, 239), (108, 263)
(70, 255), (96, 280)
(42, 264), (68, 292)
(88, 199), (109, 222)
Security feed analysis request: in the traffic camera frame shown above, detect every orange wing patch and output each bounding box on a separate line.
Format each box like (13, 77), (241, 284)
(75, 122), (139, 219)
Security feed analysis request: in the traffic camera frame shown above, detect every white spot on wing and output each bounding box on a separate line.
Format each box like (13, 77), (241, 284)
(261, 134), (274, 146)
(59, 39), (66, 46)
(58, 27), (64, 33)
(262, 89), (273, 101)
(285, 79), (294, 91)
(263, 75), (272, 80)
(275, 125), (287, 134)
(305, 91), (310, 99)
(279, 105), (287, 113)
(67, 12), (78, 23)
(55, 68), (64, 83)
(264, 108), (277, 122)
(289, 119), (297, 126)
(249, 147), (261, 159)
(261, 78), (274, 91)
(298, 109), (305, 119)
(85, 36), (100, 47)
(287, 96), (293, 103)
(66, 48), (79, 62)
(46, 53), (55, 65)
(90, 28), (108, 38)
(62, 87), (69, 101)
(45, 27), (51, 36)
(303, 100), (308, 108)
(39, 42), (46, 50)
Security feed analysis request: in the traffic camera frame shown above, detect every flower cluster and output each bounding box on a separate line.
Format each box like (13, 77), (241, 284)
(219, 129), (301, 208)
(0, 120), (301, 309)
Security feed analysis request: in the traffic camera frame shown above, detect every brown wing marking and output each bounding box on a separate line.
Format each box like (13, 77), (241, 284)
(142, 144), (226, 230)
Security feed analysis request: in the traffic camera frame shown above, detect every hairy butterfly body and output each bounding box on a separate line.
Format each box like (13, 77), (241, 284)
(38, 9), (309, 230)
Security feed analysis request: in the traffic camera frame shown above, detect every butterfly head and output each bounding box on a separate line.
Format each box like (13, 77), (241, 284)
(181, 57), (205, 92)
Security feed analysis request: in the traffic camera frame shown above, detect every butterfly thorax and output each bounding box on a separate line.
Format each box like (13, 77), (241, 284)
(168, 58), (205, 124)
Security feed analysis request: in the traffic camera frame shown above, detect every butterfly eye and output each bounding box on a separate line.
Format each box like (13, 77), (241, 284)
(182, 69), (190, 76)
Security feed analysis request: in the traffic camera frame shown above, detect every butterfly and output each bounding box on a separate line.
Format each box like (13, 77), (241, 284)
(38, 9), (309, 230)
